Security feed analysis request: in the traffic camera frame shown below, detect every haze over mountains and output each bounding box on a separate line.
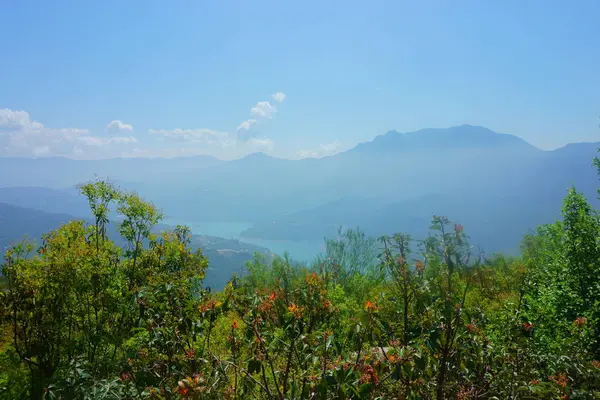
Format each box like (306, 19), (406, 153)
(1, 125), (598, 260)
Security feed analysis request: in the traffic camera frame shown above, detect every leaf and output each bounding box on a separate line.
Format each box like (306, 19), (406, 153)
(247, 358), (261, 374)
(359, 383), (373, 397)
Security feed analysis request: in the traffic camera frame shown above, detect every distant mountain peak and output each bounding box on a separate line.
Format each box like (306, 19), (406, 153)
(350, 125), (539, 154)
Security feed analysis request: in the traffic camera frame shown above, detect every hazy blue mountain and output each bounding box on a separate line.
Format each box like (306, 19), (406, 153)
(348, 125), (540, 154)
(0, 202), (75, 248)
(0, 125), (598, 257)
(0, 186), (90, 217)
(0, 202), (269, 289)
(240, 189), (577, 255)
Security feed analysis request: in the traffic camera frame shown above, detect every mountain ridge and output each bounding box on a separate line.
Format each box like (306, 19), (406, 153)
(1, 125), (598, 259)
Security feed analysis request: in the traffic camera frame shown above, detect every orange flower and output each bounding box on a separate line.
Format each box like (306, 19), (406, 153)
(592, 360), (600, 369)
(306, 272), (320, 285)
(549, 372), (568, 388)
(268, 291), (277, 301)
(232, 321), (239, 329)
(530, 379), (540, 385)
(257, 299), (273, 313)
(415, 260), (425, 273)
(364, 300), (378, 312)
(288, 303), (304, 319)
(200, 299), (217, 313)
(574, 317), (587, 327)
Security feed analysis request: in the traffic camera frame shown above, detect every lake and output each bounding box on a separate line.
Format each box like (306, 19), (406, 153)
(164, 219), (326, 263)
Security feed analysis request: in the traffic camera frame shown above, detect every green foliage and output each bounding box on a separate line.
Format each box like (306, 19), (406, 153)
(2, 170), (600, 399)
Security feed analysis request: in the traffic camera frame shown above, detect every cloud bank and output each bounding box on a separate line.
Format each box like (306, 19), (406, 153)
(0, 109), (136, 158)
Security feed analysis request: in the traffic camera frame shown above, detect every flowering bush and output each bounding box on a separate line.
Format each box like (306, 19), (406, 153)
(1, 178), (600, 399)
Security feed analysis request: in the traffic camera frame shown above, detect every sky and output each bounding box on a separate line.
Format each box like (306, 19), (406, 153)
(1, 0), (599, 160)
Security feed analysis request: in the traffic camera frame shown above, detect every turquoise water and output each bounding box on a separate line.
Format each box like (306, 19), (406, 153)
(164, 219), (325, 263)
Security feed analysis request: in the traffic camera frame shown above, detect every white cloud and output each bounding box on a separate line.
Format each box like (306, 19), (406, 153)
(149, 128), (234, 147)
(297, 141), (342, 159)
(237, 119), (257, 131)
(234, 91), (285, 137)
(78, 135), (138, 147)
(121, 135), (274, 160)
(272, 92), (286, 102)
(33, 145), (50, 156)
(247, 137), (274, 152)
(0, 109), (43, 130)
(107, 120), (133, 132)
(0, 108), (277, 160)
(250, 101), (277, 118)
(142, 125), (275, 160)
(110, 136), (137, 144)
(0, 109), (137, 158)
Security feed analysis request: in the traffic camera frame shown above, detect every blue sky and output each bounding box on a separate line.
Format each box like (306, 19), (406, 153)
(1, 0), (599, 159)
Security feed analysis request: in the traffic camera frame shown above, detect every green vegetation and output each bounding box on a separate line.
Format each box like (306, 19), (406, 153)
(2, 154), (600, 399)
(0, 199), (270, 291)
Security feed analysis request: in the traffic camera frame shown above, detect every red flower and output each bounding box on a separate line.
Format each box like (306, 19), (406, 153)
(359, 364), (379, 385)
(185, 349), (195, 359)
(522, 322), (534, 332)
(574, 317), (587, 327)
(454, 223), (464, 233)
(120, 372), (130, 381)
(232, 321), (239, 329)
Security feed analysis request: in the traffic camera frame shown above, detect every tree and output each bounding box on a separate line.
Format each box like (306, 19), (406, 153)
(78, 179), (120, 253)
(117, 191), (162, 290)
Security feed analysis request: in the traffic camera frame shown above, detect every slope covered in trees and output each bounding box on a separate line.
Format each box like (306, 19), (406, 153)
(1, 153), (600, 399)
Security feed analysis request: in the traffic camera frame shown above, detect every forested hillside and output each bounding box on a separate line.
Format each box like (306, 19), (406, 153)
(2, 151), (600, 399)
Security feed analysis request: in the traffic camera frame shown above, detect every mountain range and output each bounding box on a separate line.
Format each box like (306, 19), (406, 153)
(1, 124), (598, 258)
